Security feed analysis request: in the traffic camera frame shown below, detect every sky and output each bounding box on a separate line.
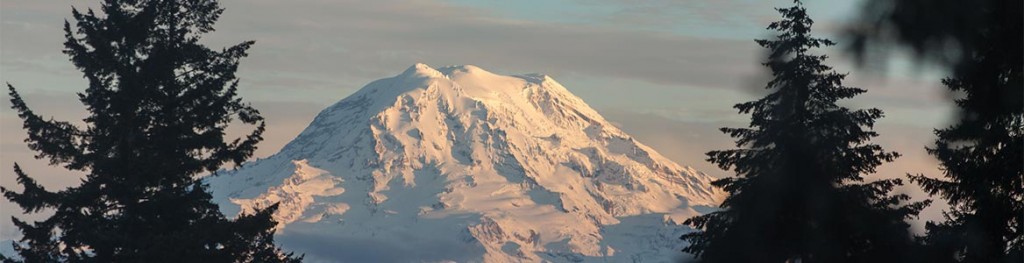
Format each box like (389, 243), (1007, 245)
(0, 0), (956, 241)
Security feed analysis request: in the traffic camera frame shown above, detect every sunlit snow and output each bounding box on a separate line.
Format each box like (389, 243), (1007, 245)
(208, 63), (724, 262)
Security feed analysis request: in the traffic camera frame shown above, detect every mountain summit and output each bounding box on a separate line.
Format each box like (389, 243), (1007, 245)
(209, 63), (723, 262)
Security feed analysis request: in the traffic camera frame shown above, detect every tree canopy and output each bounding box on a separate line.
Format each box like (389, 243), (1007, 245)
(682, 2), (927, 262)
(1, 1), (300, 262)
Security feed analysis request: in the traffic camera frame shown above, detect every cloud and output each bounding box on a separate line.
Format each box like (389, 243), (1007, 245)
(2, 0), (770, 105)
(0, 0), (958, 242)
(575, 0), (777, 31)
(200, 0), (763, 98)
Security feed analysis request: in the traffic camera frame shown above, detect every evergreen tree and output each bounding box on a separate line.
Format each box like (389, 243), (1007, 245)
(1, 0), (300, 262)
(912, 91), (1023, 263)
(681, 2), (928, 262)
(849, 0), (1023, 261)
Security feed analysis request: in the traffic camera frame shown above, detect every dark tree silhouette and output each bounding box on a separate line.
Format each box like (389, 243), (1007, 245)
(1, 0), (300, 262)
(848, 0), (1023, 262)
(681, 1), (928, 262)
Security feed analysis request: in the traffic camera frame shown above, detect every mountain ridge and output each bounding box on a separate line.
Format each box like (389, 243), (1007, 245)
(209, 63), (722, 262)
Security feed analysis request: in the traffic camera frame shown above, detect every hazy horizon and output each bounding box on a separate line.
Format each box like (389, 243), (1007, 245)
(1, 0), (956, 244)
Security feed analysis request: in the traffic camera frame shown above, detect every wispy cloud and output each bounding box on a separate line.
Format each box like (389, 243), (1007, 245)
(201, 0), (763, 98)
(0, 0), (957, 241)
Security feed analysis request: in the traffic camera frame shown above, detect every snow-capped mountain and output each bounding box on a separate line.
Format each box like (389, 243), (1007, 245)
(208, 63), (723, 262)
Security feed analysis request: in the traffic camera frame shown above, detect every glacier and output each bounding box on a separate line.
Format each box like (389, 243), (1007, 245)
(208, 63), (723, 262)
